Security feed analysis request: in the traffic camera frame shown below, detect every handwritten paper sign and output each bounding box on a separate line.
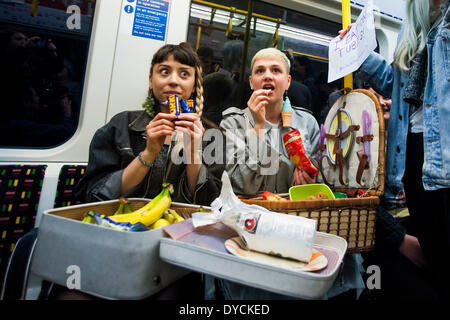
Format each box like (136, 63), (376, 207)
(328, 4), (377, 83)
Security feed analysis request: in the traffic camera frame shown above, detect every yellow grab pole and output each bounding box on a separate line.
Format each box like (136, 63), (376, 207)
(196, 18), (202, 51)
(342, 0), (353, 89)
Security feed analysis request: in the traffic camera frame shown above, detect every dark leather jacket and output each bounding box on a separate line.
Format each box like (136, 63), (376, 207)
(75, 110), (223, 205)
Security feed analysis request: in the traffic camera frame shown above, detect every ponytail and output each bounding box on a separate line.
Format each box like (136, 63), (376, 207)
(195, 65), (204, 118)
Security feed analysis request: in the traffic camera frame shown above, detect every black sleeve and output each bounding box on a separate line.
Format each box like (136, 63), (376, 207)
(375, 206), (406, 251)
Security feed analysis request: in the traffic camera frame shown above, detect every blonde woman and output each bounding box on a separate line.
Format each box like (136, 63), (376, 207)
(76, 43), (222, 205)
(220, 47), (320, 195)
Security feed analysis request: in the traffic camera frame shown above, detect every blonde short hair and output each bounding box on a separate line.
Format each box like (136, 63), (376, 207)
(250, 48), (291, 74)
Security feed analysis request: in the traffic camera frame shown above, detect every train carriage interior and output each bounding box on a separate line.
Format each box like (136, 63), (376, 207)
(0, 0), (403, 300)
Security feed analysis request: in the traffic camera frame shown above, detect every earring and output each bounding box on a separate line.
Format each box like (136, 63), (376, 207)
(142, 89), (156, 118)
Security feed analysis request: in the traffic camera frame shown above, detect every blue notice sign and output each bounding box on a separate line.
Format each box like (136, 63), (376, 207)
(124, 5), (134, 14)
(132, 0), (169, 41)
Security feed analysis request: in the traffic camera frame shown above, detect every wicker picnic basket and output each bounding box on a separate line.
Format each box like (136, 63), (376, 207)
(243, 89), (385, 253)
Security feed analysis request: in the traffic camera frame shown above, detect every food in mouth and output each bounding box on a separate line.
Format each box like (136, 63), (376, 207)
(263, 84), (275, 93)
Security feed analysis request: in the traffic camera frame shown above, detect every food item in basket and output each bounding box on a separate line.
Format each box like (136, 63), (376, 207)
(88, 211), (149, 232)
(357, 189), (370, 198)
(283, 129), (318, 177)
(110, 183), (173, 226)
(315, 192), (328, 200)
(163, 209), (185, 223)
(113, 198), (132, 215)
(81, 214), (93, 224)
(151, 218), (171, 229)
(163, 210), (175, 223)
(305, 192), (330, 201)
(169, 209), (185, 222)
(262, 191), (288, 201)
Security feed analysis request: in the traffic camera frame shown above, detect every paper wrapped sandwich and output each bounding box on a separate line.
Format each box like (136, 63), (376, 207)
(192, 172), (317, 263)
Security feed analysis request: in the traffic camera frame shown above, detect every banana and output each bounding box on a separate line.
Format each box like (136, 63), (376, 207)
(113, 198), (130, 215)
(123, 201), (132, 214)
(110, 183), (173, 226)
(81, 215), (93, 224)
(150, 218), (171, 229)
(163, 210), (175, 223)
(168, 209), (184, 223)
(110, 184), (168, 222)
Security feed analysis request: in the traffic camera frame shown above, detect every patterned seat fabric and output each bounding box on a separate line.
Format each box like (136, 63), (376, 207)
(53, 165), (87, 208)
(0, 165), (46, 286)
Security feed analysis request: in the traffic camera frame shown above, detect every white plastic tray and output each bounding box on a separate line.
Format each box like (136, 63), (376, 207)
(160, 231), (347, 299)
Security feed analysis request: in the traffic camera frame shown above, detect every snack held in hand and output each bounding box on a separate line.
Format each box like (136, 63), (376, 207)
(167, 94), (195, 116)
(168, 94), (181, 116)
(180, 98), (195, 113)
(262, 191), (288, 201)
(283, 129), (318, 177)
(192, 172), (317, 263)
(281, 97), (293, 128)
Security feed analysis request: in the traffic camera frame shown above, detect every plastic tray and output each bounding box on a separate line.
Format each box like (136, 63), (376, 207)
(160, 230), (347, 299)
(30, 199), (203, 300)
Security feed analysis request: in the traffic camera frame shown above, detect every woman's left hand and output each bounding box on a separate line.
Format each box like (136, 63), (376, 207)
(293, 167), (316, 185)
(174, 113), (205, 140)
(174, 113), (205, 163)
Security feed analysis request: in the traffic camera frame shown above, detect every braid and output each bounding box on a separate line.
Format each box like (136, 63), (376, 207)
(195, 65), (204, 118)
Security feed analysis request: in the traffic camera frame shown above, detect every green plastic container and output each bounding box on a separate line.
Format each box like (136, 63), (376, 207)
(333, 192), (347, 199)
(289, 184), (335, 200)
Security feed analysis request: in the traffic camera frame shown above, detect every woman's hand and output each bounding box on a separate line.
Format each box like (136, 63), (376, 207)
(174, 113), (205, 164)
(293, 167), (316, 185)
(338, 24), (353, 39)
(398, 234), (428, 268)
(174, 113), (205, 141)
(143, 112), (177, 162)
(248, 89), (270, 132)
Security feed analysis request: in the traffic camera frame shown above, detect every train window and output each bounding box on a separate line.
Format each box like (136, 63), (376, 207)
(187, 0), (343, 124)
(0, 0), (96, 148)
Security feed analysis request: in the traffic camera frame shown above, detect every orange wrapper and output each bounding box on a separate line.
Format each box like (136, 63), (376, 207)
(283, 129), (318, 177)
(168, 95), (181, 115)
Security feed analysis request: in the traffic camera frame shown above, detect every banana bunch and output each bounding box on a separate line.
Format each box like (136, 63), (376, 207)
(150, 209), (185, 229)
(109, 183), (174, 227)
(113, 198), (132, 215)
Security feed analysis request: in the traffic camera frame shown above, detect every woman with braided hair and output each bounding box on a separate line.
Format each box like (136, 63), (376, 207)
(76, 42), (222, 206)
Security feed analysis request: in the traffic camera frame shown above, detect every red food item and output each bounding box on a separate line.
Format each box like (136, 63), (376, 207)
(357, 189), (370, 197)
(262, 191), (288, 201)
(283, 129), (318, 177)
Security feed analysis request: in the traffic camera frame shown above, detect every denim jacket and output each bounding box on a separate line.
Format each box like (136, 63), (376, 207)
(220, 105), (319, 195)
(357, 1), (450, 192)
(75, 110), (223, 205)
